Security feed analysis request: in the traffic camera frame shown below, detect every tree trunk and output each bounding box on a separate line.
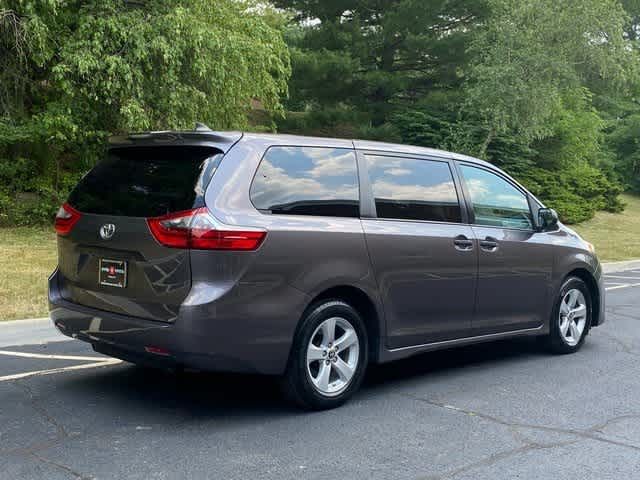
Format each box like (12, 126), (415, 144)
(478, 127), (496, 159)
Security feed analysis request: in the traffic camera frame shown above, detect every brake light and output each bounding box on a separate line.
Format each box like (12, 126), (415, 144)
(54, 203), (82, 235)
(147, 207), (266, 251)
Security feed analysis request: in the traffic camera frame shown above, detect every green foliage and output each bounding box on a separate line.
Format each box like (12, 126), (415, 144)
(52, 0), (290, 132)
(516, 164), (624, 224)
(607, 113), (640, 191)
(596, 92), (640, 191)
(0, 0), (290, 225)
(276, 0), (640, 223)
(390, 102), (623, 224)
(0, 155), (80, 226)
(3, 0), (640, 225)
(466, 0), (635, 146)
(276, 0), (487, 124)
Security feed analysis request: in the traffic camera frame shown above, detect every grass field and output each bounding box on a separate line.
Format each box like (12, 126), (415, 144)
(0, 193), (638, 320)
(573, 193), (640, 262)
(0, 227), (56, 321)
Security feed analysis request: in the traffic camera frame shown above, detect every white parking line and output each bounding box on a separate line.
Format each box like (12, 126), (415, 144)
(0, 349), (122, 383)
(0, 350), (106, 362)
(606, 282), (640, 291)
(604, 275), (640, 280)
(0, 359), (122, 382)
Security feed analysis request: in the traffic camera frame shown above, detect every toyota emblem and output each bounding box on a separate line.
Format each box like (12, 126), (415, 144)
(99, 223), (116, 240)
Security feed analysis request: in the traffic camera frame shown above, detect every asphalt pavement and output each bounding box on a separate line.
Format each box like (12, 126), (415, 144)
(1, 270), (640, 479)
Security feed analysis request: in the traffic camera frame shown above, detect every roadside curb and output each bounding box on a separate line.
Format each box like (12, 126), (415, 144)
(0, 317), (66, 348)
(0, 317), (49, 326)
(602, 260), (640, 274)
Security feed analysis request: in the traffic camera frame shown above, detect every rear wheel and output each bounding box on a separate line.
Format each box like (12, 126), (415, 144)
(544, 277), (591, 354)
(282, 300), (368, 410)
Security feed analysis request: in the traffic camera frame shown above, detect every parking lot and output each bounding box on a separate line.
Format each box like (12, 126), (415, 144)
(2, 270), (640, 479)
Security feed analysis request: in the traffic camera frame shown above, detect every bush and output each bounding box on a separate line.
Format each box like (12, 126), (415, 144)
(0, 155), (80, 227)
(391, 106), (624, 225)
(1, 0), (292, 227)
(516, 163), (624, 224)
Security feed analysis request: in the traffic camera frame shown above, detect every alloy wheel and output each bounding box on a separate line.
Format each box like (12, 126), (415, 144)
(559, 288), (587, 347)
(306, 317), (360, 397)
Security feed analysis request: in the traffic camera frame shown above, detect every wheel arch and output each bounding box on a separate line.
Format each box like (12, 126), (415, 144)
(564, 267), (601, 328)
(300, 285), (383, 364)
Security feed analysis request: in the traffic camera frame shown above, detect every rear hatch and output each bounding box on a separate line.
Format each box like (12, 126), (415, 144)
(56, 145), (223, 322)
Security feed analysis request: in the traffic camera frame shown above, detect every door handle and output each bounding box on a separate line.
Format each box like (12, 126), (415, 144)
(453, 235), (474, 251)
(480, 236), (498, 252)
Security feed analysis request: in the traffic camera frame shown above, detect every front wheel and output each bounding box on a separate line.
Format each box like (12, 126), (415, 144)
(543, 277), (592, 354)
(282, 300), (368, 410)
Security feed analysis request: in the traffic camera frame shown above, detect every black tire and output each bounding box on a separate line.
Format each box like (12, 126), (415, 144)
(543, 276), (592, 354)
(282, 299), (369, 410)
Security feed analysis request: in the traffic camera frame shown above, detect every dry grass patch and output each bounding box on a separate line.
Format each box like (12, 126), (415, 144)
(0, 227), (57, 320)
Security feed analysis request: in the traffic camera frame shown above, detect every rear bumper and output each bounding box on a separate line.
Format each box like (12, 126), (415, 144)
(48, 268), (307, 375)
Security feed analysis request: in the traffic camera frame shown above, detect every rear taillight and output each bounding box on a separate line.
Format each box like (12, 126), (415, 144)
(147, 207), (266, 251)
(54, 203), (82, 236)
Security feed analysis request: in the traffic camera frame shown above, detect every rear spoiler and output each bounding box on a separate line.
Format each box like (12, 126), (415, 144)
(108, 125), (243, 154)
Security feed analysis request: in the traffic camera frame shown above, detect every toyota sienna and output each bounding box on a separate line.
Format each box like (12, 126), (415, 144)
(49, 126), (605, 409)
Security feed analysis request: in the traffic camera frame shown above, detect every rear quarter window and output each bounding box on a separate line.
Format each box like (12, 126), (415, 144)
(68, 146), (222, 217)
(250, 146), (360, 217)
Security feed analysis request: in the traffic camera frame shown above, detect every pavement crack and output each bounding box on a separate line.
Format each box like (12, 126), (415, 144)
(1, 436), (74, 457)
(588, 414), (640, 434)
(30, 452), (93, 480)
(596, 330), (636, 355)
(415, 440), (574, 480)
(11, 379), (69, 438)
(403, 393), (640, 454)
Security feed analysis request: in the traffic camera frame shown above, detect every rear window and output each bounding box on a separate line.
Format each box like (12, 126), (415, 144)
(250, 146), (359, 217)
(68, 146), (223, 217)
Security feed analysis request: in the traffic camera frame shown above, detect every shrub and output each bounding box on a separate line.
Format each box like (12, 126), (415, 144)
(516, 164), (624, 224)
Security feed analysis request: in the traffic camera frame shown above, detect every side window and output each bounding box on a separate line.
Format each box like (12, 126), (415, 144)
(250, 146), (359, 217)
(366, 155), (462, 223)
(459, 164), (533, 230)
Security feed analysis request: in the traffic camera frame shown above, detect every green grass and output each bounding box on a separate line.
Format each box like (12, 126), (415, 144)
(0, 194), (639, 320)
(0, 227), (57, 321)
(572, 193), (640, 262)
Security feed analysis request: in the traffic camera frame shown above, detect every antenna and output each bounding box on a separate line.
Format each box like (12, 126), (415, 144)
(194, 122), (212, 132)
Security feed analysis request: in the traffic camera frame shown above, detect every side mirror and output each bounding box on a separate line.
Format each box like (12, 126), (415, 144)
(537, 208), (559, 232)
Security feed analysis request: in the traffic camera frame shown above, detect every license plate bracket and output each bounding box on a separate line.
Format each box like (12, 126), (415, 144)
(99, 258), (127, 288)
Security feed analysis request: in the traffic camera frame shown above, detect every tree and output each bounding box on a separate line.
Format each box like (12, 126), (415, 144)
(0, 0), (290, 225)
(276, 0), (639, 223)
(275, 0), (488, 124)
(466, 0), (636, 157)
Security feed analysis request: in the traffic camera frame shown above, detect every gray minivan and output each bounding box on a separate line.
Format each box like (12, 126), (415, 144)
(49, 127), (605, 409)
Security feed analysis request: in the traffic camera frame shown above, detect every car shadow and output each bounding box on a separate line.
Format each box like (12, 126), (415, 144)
(365, 337), (544, 388)
(59, 337), (546, 419)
